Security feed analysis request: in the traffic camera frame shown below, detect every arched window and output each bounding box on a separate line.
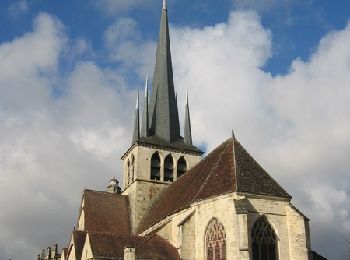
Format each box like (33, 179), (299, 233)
(164, 155), (174, 182)
(131, 154), (135, 182)
(150, 152), (161, 181)
(127, 159), (130, 185)
(205, 218), (226, 260)
(177, 157), (187, 179)
(251, 216), (278, 260)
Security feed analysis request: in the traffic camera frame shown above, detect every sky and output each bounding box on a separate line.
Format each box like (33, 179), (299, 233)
(0, 0), (349, 259)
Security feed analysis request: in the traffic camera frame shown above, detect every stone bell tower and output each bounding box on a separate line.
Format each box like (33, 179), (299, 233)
(121, 0), (203, 233)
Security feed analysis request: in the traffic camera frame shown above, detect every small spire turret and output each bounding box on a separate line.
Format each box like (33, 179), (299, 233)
(184, 91), (193, 145)
(131, 92), (140, 144)
(141, 76), (149, 138)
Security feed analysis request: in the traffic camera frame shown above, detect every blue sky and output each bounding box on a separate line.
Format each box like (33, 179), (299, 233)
(2, 0), (350, 75)
(0, 0), (349, 259)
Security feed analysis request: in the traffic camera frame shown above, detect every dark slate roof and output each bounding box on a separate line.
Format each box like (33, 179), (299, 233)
(82, 190), (131, 235)
(88, 233), (180, 259)
(138, 138), (291, 232)
(72, 230), (86, 260)
(148, 5), (180, 142)
(137, 135), (203, 154)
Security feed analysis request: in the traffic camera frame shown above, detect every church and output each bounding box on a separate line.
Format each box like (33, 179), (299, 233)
(37, 1), (326, 259)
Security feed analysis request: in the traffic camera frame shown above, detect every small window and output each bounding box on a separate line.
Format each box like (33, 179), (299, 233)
(164, 155), (174, 182)
(251, 216), (278, 260)
(151, 152), (161, 181)
(127, 160), (130, 185)
(131, 155), (135, 182)
(177, 157), (187, 178)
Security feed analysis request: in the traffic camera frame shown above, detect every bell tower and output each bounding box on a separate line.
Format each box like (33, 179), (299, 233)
(121, 0), (203, 233)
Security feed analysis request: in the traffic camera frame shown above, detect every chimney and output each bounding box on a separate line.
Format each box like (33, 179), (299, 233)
(124, 247), (136, 260)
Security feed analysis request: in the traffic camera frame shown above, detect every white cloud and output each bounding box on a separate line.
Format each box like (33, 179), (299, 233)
(0, 13), (135, 260)
(104, 18), (156, 78)
(0, 8), (349, 260)
(93, 0), (155, 15)
(8, 0), (29, 17)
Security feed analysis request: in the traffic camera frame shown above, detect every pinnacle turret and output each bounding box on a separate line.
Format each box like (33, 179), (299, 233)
(131, 92), (140, 144)
(141, 76), (149, 138)
(184, 91), (193, 145)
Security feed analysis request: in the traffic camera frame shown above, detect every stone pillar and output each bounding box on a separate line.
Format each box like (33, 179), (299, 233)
(124, 247), (136, 260)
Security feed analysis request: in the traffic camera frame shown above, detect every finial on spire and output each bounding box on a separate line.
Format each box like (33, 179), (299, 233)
(232, 129), (236, 140)
(163, 0), (167, 10)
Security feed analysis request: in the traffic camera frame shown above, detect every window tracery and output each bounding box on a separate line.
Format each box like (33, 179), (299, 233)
(251, 215), (278, 260)
(205, 218), (226, 260)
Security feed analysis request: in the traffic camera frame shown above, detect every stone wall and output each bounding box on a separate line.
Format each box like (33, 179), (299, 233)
(141, 192), (311, 260)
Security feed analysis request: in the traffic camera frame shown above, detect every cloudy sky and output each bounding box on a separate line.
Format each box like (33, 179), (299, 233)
(0, 0), (349, 259)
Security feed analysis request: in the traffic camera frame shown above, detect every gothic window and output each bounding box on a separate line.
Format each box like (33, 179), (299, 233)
(205, 218), (226, 260)
(251, 216), (278, 260)
(164, 154), (174, 182)
(177, 156), (187, 179)
(131, 154), (135, 182)
(151, 152), (161, 181)
(127, 159), (130, 185)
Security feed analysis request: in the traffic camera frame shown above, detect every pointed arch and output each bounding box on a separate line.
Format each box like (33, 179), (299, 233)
(151, 152), (161, 181)
(251, 215), (278, 260)
(164, 154), (174, 182)
(177, 156), (187, 179)
(130, 154), (135, 183)
(205, 217), (226, 260)
(127, 159), (130, 185)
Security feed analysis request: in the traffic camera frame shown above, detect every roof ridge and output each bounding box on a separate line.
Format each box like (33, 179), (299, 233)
(191, 140), (232, 203)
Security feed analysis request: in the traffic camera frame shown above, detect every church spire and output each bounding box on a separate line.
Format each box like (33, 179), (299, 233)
(184, 91), (193, 145)
(148, 0), (180, 142)
(131, 92), (140, 144)
(141, 75), (149, 138)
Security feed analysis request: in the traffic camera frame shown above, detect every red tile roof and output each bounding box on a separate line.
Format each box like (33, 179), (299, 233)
(82, 190), (131, 235)
(138, 138), (291, 232)
(88, 233), (180, 259)
(72, 230), (86, 260)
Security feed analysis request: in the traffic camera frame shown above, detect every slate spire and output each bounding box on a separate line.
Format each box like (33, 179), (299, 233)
(184, 91), (193, 145)
(132, 92), (140, 144)
(148, 0), (180, 142)
(141, 75), (149, 138)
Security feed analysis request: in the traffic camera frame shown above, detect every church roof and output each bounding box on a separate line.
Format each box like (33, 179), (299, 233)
(82, 190), (131, 235)
(88, 233), (180, 259)
(72, 230), (86, 260)
(138, 138), (291, 232)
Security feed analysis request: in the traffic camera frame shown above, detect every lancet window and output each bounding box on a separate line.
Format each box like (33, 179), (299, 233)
(127, 159), (130, 185)
(150, 152), (161, 181)
(251, 215), (278, 260)
(205, 218), (226, 260)
(177, 156), (187, 178)
(130, 154), (135, 182)
(164, 154), (174, 182)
